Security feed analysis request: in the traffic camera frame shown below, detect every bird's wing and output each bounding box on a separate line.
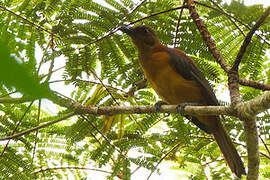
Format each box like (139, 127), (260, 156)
(166, 48), (219, 106)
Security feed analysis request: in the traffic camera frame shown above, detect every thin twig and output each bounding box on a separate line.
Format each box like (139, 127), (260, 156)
(0, 112), (75, 141)
(130, 5), (188, 25)
(259, 135), (270, 156)
(34, 166), (112, 174)
(88, 69), (120, 105)
(208, 0), (245, 37)
(232, 6), (270, 71)
(37, 38), (53, 74)
(80, 0), (147, 49)
(195, 1), (270, 46)
(190, 135), (270, 160)
(80, 5), (188, 49)
(173, 1), (186, 48)
(129, 0), (147, 15)
(71, 79), (127, 93)
(146, 141), (182, 180)
(0, 101), (34, 159)
(0, 96), (32, 103)
(0, 5), (60, 38)
(203, 155), (248, 166)
(45, 35), (56, 83)
(81, 115), (128, 160)
(31, 99), (41, 166)
(131, 166), (141, 175)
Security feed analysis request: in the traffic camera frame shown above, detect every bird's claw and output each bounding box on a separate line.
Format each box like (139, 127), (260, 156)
(176, 102), (201, 116)
(154, 101), (167, 113)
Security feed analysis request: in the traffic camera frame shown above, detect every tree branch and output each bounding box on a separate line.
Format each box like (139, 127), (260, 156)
(48, 92), (234, 116)
(195, 1), (270, 46)
(259, 135), (270, 156)
(173, 1), (186, 48)
(147, 141), (182, 180)
(232, 6), (270, 71)
(0, 102), (33, 159)
(225, 9), (270, 177)
(227, 4), (270, 101)
(238, 91), (270, 116)
(238, 78), (270, 91)
(0, 5), (60, 38)
(242, 116), (259, 180)
(47, 91), (270, 118)
(207, 0), (246, 37)
(0, 112), (75, 141)
(186, 0), (230, 72)
(186, 0), (270, 91)
(0, 96), (32, 103)
(190, 135), (270, 160)
(34, 166), (112, 175)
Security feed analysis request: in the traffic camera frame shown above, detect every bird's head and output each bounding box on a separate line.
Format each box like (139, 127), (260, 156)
(119, 25), (160, 50)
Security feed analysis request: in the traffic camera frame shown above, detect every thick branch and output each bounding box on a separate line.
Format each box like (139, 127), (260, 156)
(48, 92), (233, 116)
(232, 6), (270, 71)
(186, 0), (230, 72)
(1, 91), (270, 119)
(238, 91), (270, 117)
(228, 5), (270, 103)
(228, 71), (242, 104)
(186, 0), (270, 91)
(2, 91), (270, 144)
(242, 116), (259, 180)
(239, 79), (270, 91)
(47, 91), (270, 117)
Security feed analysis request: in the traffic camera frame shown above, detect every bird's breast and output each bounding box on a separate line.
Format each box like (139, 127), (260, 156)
(139, 51), (205, 105)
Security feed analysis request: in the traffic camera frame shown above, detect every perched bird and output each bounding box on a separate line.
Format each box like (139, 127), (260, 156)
(120, 25), (245, 178)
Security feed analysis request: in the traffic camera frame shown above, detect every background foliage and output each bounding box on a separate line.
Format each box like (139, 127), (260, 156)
(0, 0), (269, 179)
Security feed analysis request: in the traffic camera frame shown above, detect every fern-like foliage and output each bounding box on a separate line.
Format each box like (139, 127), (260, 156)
(0, 0), (269, 179)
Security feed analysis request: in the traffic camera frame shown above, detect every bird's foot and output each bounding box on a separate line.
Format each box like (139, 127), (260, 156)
(154, 101), (168, 113)
(176, 102), (201, 117)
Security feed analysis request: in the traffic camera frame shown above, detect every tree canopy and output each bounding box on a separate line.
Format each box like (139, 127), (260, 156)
(0, 0), (269, 179)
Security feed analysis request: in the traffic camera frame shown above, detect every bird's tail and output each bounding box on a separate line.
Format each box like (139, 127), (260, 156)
(213, 120), (246, 178)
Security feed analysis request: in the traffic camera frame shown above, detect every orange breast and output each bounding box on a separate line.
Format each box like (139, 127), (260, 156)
(140, 51), (206, 105)
(139, 51), (218, 127)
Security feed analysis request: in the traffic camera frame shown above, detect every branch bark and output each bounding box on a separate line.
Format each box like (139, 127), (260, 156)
(1, 91), (270, 118)
(243, 116), (259, 180)
(186, 0), (230, 72)
(237, 91), (270, 117)
(48, 92), (235, 116)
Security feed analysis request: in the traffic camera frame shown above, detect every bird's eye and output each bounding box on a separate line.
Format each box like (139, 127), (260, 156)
(143, 28), (149, 33)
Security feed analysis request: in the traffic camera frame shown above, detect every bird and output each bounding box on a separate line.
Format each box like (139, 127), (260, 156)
(119, 25), (246, 178)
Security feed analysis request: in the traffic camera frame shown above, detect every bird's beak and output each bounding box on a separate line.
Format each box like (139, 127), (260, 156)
(119, 26), (134, 36)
